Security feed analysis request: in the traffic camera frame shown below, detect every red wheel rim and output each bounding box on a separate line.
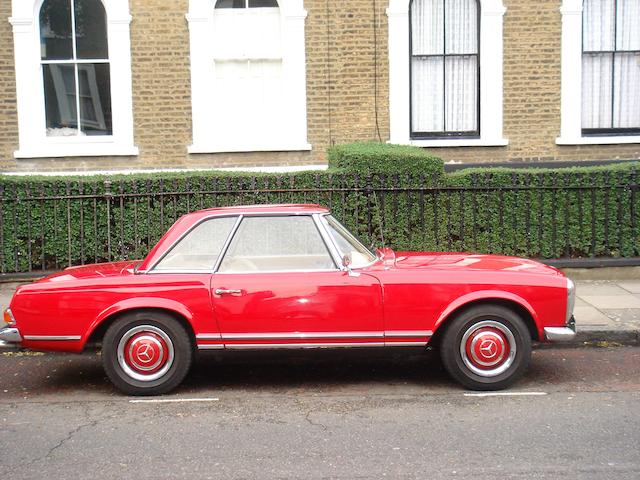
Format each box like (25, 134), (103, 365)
(459, 320), (517, 377)
(117, 325), (175, 382)
(465, 327), (510, 370)
(124, 331), (169, 375)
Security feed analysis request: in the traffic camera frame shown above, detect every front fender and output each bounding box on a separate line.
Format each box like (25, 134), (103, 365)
(433, 290), (540, 336)
(84, 297), (195, 344)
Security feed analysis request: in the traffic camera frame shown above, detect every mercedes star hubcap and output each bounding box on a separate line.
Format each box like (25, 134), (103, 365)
(460, 320), (517, 377)
(117, 325), (175, 382)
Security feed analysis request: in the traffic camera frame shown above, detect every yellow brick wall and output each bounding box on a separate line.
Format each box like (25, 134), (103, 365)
(0, 0), (637, 173)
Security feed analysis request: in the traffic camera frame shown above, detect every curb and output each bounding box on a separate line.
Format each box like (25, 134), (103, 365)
(573, 329), (639, 347)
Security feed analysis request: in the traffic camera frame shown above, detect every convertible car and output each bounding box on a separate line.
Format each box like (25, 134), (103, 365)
(1, 204), (575, 395)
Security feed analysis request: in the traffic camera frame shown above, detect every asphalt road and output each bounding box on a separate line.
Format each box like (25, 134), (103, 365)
(0, 346), (639, 479)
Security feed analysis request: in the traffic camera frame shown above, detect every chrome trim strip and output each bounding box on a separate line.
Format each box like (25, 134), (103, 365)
(384, 330), (433, 338)
(196, 333), (223, 340)
(225, 342), (386, 350)
(385, 341), (429, 347)
(197, 344), (225, 350)
(0, 327), (22, 343)
(544, 326), (577, 342)
(221, 331), (384, 340)
(23, 335), (81, 341)
(214, 268), (339, 275)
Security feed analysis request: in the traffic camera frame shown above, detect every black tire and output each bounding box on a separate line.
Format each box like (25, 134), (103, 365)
(440, 304), (532, 391)
(102, 311), (194, 396)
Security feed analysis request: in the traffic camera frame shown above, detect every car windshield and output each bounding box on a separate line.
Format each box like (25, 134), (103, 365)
(322, 215), (377, 268)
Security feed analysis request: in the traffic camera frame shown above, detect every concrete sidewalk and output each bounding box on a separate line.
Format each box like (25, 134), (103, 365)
(1, 278), (639, 347)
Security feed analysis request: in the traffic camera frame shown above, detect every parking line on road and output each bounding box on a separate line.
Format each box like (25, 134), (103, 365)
(129, 397), (220, 404)
(463, 392), (547, 397)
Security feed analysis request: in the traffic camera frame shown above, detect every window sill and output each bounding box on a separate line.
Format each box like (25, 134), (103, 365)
(400, 138), (509, 148)
(188, 142), (312, 154)
(556, 136), (640, 145)
(15, 143), (139, 159)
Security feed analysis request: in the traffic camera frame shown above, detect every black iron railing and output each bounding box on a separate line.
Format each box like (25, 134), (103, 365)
(0, 172), (638, 274)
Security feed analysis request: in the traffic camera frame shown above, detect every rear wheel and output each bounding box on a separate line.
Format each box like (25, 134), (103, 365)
(102, 311), (193, 396)
(440, 304), (532, 390)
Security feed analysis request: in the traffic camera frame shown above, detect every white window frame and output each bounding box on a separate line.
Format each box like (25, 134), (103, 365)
(9, 0), (138, 158)
(557, 0), (640, 145)
(186, 0), (311, 154)
(387, 0), (507, 147)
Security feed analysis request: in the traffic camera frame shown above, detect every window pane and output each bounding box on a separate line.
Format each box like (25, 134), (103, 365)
(583, 0), (615, 51)
(324, 216), (376, 268)
(411, 56), (444, 132)
(219, 216), (335, 272)
(445, 0), (478, 54)
(155, 217), (237, 271)
(613, 52), (640, 128)
(248, 0), (278, 7)
(617, 0), (640, 51)
(78, 64), (112, 135)
(215, 0), (246, 8)
(582, 53), (613, 128)
(40, 0), (73, 60)
(445, 55), (478, 131)
(411, 0), (444, 55)
(43, 64), (79, 136)
(74, 0), (109, 59)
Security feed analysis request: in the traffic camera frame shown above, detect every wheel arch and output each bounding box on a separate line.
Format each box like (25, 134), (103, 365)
(431, 292), (541, 345)
(84, 299), (197, 349)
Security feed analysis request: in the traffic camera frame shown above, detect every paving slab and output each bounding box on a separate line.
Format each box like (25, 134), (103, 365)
(618, 281), (640, 294)
(575, 283), (632, 296)
(579, 294), (640, 310)
(572, 305), (617, 327)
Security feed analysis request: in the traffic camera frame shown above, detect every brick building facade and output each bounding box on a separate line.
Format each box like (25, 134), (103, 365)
(0, 0), (638, 174)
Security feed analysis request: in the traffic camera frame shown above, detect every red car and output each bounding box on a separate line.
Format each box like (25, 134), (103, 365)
(1, 204), (575, 395)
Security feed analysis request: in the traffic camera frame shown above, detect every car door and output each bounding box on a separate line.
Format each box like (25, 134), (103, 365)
(210, 215), (384, 348)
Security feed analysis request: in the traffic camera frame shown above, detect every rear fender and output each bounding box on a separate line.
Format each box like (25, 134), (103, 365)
(84, 297), (195, 344)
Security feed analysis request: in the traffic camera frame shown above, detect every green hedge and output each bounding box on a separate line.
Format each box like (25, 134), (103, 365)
(0, 145), (638, 274)
(328, 141), (444, 176)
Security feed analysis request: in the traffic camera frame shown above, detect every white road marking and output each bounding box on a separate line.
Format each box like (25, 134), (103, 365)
(129, 397), (220, 404)
(463, 392), (548, 397)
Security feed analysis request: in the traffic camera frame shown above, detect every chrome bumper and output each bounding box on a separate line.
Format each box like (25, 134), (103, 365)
(544, 316), (576, 342)
(0, 326), (23, 346)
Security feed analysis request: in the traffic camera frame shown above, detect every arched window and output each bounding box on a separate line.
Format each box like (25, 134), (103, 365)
(10, 0), (137, 158)
(388, 0), (506, 147)
(40, 0), (111, 136)
(187, 0), (310, 153)
(410, 0), (479, 138)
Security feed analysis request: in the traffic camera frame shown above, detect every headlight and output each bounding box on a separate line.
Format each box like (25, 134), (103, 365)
(566, 278), (575, 324)
(3, 308), (16, 327)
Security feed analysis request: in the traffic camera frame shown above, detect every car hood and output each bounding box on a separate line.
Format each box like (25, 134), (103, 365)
(393, 252), (562, 276)
(34, 261), (141, 283)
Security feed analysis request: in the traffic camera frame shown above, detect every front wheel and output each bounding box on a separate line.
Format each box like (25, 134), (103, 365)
(102, 311), (194, 395)
(440, 304), (532, 391)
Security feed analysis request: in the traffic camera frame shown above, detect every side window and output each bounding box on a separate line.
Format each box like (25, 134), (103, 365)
(154, 217), (237, 271)
(218, 216), (336, 272)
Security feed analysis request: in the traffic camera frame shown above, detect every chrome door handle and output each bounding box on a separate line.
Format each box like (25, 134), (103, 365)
(215, 288), (242, 296)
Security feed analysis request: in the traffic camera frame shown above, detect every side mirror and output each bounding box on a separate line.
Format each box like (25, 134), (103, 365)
(342, 254), (359, 277)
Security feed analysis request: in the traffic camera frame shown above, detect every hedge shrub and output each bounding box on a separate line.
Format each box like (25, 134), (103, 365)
(0, 148), (638, 274)
(327, 141), (444, 177)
